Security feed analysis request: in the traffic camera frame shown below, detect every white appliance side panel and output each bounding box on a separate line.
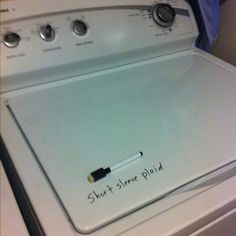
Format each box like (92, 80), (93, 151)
(120, 176), (236, 236)
(0, 162), (29, 236)
(5, 52), (236, 233)
(190, 208), (236, 236)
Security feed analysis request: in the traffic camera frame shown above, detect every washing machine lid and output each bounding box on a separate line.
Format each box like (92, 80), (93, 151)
(4, 49), (236, 233)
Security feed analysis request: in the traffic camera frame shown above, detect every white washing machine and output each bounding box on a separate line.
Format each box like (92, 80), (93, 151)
(1, 0), (236, 235)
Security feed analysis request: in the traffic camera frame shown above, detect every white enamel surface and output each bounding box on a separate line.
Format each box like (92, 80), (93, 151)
(4, 51), (236, 233)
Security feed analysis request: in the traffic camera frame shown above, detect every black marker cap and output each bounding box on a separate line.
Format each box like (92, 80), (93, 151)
(88, 167), (111, 183)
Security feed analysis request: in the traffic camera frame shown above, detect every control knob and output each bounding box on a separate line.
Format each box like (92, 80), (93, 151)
(39, 24), (55, 41)
(72, 20), (88, 36)
(3, 32), (21, 48)
(152, 3), (176, 27)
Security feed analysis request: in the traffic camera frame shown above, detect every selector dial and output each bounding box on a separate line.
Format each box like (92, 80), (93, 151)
(152, 3), (176, 27)
(3, 32), (21, 48)
(72, 20), (88, 36)
(39, 24), (55, 42)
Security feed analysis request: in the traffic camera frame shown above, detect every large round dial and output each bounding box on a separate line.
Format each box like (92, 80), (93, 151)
(3, 32), (21, 48)
(152, 3), (176, 27)
(39, 24), (55, 42)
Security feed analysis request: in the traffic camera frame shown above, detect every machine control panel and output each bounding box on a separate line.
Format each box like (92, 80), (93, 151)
(1, 3), (176, 48)
(0, 1), (198, 92)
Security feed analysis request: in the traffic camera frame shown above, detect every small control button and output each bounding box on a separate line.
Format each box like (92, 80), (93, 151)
(72, 20), (88, 36)
(39, 24), (55, 42)
(3, 32), (21, 48)
(152, 4), (176, 27)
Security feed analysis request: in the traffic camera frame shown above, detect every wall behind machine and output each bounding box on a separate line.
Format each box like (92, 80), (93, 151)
(212, 0), (236, 65)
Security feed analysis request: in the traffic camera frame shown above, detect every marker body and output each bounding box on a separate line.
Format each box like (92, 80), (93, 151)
(111, 152), (143, 171)
(88, 152), (143, 183)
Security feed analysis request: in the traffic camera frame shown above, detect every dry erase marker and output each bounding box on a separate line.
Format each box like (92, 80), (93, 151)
(88, 152), (143, 183)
